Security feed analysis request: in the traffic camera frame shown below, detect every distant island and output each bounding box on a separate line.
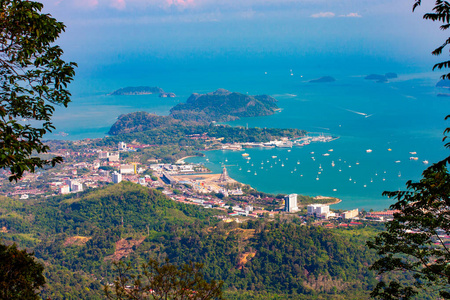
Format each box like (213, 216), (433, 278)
(365, 73), (397, 83)
(110, 86), (164, 95)
(309, 76), (336, 83)
(169, 88), (279, 123)
(436, 79), (450, 88)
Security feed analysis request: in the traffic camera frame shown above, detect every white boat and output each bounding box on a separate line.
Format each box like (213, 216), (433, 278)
(281, 163), (284, 167)
(366, 149), (373, 153)
(297, 160), (300, 164)
(247, 170), (250, 172)
(356, 161), (360, 165)
(398, 172), (401, 177)
(328, 149), (334, 152)
(333, 189), (337, 192)
(410, 157), (419, 161)
(242, 153), (249, 157)
(254, 172), (257, 175)
(395, 160), (401, 163)
(322, 153), (330, 156)
(316, 177), (319, 180)
(409, 151), (417, 155)
(423, 160), (429, 164)
(349, 177), (352, 181)
(272, 156), (277, 159)
(331, 161), (335, 167)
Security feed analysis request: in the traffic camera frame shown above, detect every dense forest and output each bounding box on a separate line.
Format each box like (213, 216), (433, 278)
(0, 182), (398, 299)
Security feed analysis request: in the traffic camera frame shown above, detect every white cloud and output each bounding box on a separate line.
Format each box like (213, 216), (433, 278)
(311, 12), (335, 18)
(340, 12), (362, 18)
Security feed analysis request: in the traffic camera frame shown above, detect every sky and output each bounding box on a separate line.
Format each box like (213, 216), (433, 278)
(39, 0), (447, 75)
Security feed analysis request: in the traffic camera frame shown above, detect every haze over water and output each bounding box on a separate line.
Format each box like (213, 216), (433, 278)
(42, 0), (450, 210)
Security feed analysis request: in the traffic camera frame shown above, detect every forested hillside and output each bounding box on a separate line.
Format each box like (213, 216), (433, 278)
(0, 182), (393, 299)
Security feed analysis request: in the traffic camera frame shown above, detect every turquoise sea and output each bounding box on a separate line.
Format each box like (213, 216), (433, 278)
(49, 57), (450, 210)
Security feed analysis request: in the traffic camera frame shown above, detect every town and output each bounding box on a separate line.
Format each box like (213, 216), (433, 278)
(0, 139), (398, 226)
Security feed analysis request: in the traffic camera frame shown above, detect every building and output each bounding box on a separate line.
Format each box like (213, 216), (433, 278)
(342, 208), (359, 219)
(108, 152), (120, 162)
(285, 193), (298, 212)
(59, 184), (70, 194)
(120, 164), (135, 174)
(71, 181), (83, 192)
(118, 142), (127, 151)
(307, 204), (330, 217)
(112, 171), (122, 184)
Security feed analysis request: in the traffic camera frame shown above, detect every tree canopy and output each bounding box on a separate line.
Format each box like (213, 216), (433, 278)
(0, 0), (76, 181)
(368, 1), (450, 298)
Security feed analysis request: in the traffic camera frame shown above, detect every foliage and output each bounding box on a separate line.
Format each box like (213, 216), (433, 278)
(0, 0), (76, 181)
(367, 1), (450, 299)
(368, 162), (450, 299)
(0, 242), (45, 300)
(105, 259), (223, 300)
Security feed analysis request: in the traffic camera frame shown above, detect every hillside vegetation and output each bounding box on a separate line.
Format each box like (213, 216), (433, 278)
(0, 182), (393, 299)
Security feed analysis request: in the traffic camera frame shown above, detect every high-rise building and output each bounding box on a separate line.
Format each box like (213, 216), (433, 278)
(112, 171), (122, 184)
(307, 204), (330, 217)
(285, 193), (298, 212)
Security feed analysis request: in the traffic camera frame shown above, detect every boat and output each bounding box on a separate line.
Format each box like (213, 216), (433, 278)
(349, 177), (352, 181)
(322, 153), (330, 156)
(281, 163), (284, 167)
(288, 149), (291, 152)
(388, 148), (392, 151)
(398, 172), (401, 177)
(247, 170), (250, 172)
(410, 157), (419, 161)
(409, 151), (417, 155)
(316, 177), (319, 180)
(254, 172), (257, 175)
(242, 153), (250, 157)
(328, 149), (334, 152)
(356, 161), (360, 165)
(310, 152), (314, 154)
(333, 189), (337, 192)
(370, 178), (373, 183)
(239, 167), (242, 171)
(272, 156), (277, 159)
(423, 160), (429, 164)
(366, 149), (373, 153)
(297, 160), (300, 164)
(395, 160), (401, 163)
(339, 169), (342, 172)
(363, 185), (367, 188)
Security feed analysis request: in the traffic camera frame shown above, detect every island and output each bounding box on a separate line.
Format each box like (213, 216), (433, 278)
(364, 73), (397, 83)
(159, 92), (176, 98)
(309, 76), (336, 83)
(110, 86), (164, 95)
(169, 88), (279, 123)
(436, 79), (450, 88)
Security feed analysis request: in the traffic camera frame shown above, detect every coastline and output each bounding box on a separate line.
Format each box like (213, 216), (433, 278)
(176, 155), (198, 164)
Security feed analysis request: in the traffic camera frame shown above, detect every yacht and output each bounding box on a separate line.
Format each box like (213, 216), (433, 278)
(366, 149), (373, 153)
(423, 160), (429, 164)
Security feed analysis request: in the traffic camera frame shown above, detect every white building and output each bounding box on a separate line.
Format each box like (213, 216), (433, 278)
(108, 152), (120, 162)
(71, 181), (83, 193)
(112, 171), (122, 184)
(285, 193), (298, 212)
(120, 164), (135, 174)
(307, 204), (330, 217)
(118, 142), (127, 151)
(59, 184), (70, 194)
(343, 208), (359, 219)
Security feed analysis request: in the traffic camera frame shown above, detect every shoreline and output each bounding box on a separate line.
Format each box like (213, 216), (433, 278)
(176, 156), (197, 164)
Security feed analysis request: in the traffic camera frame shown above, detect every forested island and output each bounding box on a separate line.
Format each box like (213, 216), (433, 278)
(169, 89), (279, 123)
(110, 86), (164, 95)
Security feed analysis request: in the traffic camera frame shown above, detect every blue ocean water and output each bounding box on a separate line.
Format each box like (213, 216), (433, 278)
(49, 57), (450, 210)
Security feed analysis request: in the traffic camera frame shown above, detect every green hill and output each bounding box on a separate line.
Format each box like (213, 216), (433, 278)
(0, 182), (391, 299)
(169, 89), (279, 123)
